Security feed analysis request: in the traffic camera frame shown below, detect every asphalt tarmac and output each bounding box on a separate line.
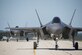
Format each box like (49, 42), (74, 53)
(0, 40), (82, 55)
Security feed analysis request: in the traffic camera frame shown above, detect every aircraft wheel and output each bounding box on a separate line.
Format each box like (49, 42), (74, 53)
(17, 39), (18, 42)
(33, 42), (37, 49)
(74, 42), (78, 50)
(55, 45), (58, 50)
(7, 39), (9, 42)
(26, 38), (29, 41)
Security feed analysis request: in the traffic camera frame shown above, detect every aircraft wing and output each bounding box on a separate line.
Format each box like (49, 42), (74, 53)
(73, 27), (82, 31)
(5, 27), (41, 32)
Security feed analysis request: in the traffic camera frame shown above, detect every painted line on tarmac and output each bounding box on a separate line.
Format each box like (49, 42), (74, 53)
(34, 49), (36, 55)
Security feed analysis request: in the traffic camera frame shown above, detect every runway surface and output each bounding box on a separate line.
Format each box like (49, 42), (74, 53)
(0, 40), (82, 55)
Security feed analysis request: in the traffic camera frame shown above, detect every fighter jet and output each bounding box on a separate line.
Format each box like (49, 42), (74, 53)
(6, 9), (82, 50)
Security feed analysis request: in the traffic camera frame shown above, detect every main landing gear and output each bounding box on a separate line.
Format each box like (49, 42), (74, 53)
(33, 39), (39, 49)
(74, 42), (78, 50)
(17, 38), (18, 42)
(72, 35), (79, 50)
(33, 42), (37, 49)
(26, 37), (29, 41)
(7, 38), (9, 42)
(33, 32), (39, 49)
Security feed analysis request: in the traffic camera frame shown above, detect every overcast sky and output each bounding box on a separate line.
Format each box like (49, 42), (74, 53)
(0, 0), (82, 30)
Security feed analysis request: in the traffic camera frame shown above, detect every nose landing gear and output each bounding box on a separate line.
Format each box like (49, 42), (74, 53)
(55, 38), (58, 50)
(55, 45), (58, 50)
(33, 42), (37, 49)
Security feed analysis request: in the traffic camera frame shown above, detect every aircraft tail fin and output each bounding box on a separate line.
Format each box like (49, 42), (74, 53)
(35, 9), (43, 27)
(7, 22), (12, 37)
(69, 9), (76, 26)
(7, 22), (11, 29)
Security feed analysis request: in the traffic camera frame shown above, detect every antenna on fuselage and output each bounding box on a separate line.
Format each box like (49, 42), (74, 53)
(35, 9), (43, 27)
(69, 9), (76, 26)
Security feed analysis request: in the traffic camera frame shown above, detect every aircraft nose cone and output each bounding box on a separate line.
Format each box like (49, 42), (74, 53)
(46, 23), (63, 35)
(50, 24), (62, 34)
(52, 27), (62, 34)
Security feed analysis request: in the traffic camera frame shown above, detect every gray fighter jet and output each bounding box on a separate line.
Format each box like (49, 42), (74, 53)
(6, 9), (82, 50)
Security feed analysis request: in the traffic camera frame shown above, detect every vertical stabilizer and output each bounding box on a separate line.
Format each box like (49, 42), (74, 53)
(69, 9), (76, 26)
(35, 9), (43, 27)
(7, 22), (12, 37)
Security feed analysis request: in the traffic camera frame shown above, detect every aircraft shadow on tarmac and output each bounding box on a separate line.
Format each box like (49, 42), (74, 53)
(37, 48), (82, 51)
(17, 48), (82, 51)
